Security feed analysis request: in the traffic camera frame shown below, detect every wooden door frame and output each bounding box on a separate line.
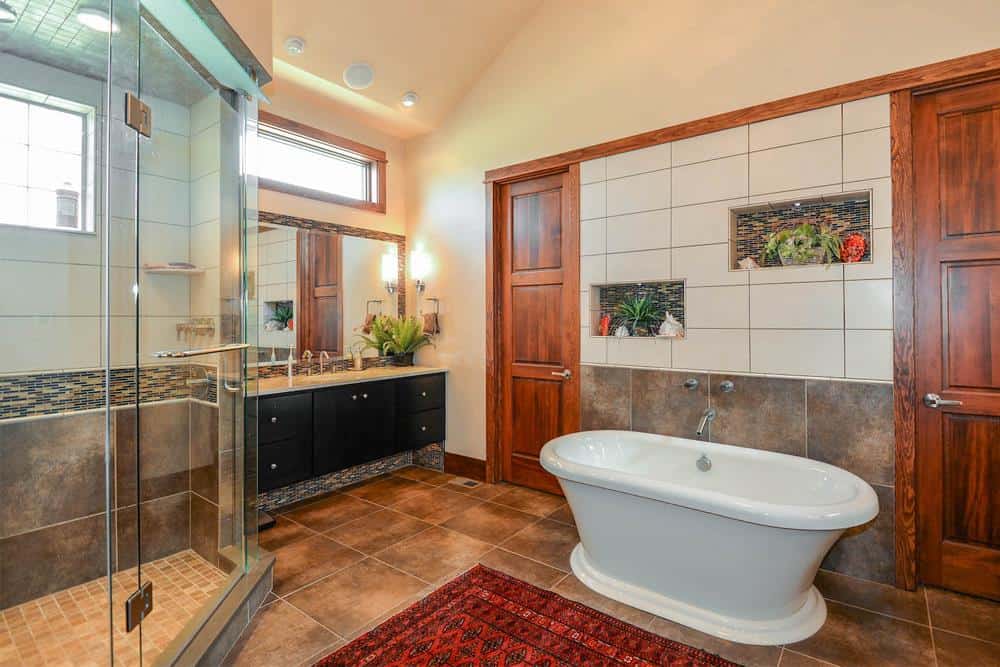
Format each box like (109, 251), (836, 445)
(485, 164), (581, 484)
(482, 49), (1000, 587)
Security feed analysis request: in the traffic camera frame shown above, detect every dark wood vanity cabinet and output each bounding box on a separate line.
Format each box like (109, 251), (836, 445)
(257, 372), (445, 492)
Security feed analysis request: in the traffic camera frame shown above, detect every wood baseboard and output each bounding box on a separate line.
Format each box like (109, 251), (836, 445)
(444, 452), (487, 481)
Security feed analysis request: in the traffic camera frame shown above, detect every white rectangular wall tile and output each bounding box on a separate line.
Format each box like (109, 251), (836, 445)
(749, 106), (842, 151)
(580, 219), (606, 255)
(0, 316), (100, 373)
(672, 125), (748, 166)
(750, 137), (842, 195)
(672, 154), (748, 207)
(606, 209), (669, 253)
(607, 337), (670, 368)
(672, 197), (746, 247)
(580, 157), (607, 184)
(580, 182), (606, 220)
(749, 263), (844, 285)
(606, 143), (671, 179)
(847, 177), (891, 228)
(750, 282), (844, 329)
(581, 330), (608, 364)
(581, 291), (594, 327)
(750, 329), (845, 377)
(845, 227), (892, 280)
(684, 285), (749, 328)
(580, 254), (606, 288)
(845, 279), (893, 329)
(672, 329), (750, 372)
(843, 127), (890, 182)
(843, 95), (890, 134)
(606, 249), (670, 283)
(845, 329), (893, 380)
(672, 243), (747, 287)
(606, 169), (670, 216)
(0, 262), (100, 316)
(748, 183), (843, 205)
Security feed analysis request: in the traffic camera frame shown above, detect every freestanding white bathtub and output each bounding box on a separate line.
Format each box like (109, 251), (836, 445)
(540, 430), (879, 645)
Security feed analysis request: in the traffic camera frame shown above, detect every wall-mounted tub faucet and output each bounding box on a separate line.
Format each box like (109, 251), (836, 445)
(695, 408), (716, 439)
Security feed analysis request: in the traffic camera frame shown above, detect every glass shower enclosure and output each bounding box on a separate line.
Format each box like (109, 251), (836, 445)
(0, 1), (263, 663)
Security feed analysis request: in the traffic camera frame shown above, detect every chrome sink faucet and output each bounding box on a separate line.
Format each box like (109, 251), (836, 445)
(695, 408), (716, 439)
(319, 351), (331, 374)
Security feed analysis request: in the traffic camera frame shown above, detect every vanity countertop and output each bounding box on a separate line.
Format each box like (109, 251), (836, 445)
(254, 365), (448, 397)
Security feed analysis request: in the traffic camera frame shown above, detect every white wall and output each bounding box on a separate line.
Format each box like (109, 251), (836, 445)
(405, 0), (1000, 460)
(256, 224), (297, 351)
(342, 235), (393, 357)
(581, 97), (892, 381)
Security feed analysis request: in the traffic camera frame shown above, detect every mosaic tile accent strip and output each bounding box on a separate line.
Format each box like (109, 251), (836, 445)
(0, 550), (227, 667)
(259, 210), (407, 318)
(255, 354), (398, 380)
(257, 443), (444, 511)
(596, 281), (685, 333)
(733, 194), (872, 268)
(0, 365), (205, 420)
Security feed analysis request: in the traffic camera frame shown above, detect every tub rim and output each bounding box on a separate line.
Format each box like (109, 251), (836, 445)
(540, 430), (879, 530)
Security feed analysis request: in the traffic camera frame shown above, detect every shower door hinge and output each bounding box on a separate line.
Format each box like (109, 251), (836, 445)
(125, 581), (154, 632)
(125, 92), (152, 137)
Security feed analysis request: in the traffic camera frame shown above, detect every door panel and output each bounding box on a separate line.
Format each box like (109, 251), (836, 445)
(297, 230), (343, 354)
(499, 170), (580, 494)
(914, 78), (1000, 600)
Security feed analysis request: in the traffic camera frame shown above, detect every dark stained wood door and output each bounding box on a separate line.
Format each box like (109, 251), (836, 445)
(498, 169), (580, 494)
(297, 230), (343, 355)
(914, 78), (1000, 600)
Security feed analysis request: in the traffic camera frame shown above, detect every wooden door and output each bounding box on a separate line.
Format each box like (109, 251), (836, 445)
(914, 78), (1000, 600)
(498, 170), (579, 494)
(297, 230), (343, 355)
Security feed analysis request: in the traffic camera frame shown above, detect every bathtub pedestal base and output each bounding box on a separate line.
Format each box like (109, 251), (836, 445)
(570, 544), (827, 646)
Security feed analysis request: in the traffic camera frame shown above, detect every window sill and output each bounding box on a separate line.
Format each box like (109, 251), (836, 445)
(260, 179), (386, 215)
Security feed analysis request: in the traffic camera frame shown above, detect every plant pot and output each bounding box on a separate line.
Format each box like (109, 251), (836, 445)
(779, 249), (826, 266)
(390, 352), (415, 367)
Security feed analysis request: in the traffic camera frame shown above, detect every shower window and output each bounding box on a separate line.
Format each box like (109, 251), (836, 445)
(0, 86), (93, 233)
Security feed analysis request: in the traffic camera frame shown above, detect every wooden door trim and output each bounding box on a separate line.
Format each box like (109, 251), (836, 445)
(484, 48), (1000, 184)
(485, 164), (581, 484)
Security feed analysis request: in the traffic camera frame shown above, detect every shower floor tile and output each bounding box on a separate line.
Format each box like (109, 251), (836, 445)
(0, 550), (228, 666)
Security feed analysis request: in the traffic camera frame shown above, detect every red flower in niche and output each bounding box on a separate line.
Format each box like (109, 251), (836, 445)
(841, 232), (867, 263)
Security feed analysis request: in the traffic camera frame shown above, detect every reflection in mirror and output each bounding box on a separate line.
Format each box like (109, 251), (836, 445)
(256, 222), (400, 364)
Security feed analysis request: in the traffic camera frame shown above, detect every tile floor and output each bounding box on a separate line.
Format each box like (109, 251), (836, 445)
(0, 550), (229, 666)
(225, 466), (1000, 667)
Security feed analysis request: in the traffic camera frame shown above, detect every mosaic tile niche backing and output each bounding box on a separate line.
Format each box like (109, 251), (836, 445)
(593, 281), (685, 334)
(732, 192), (872, 268)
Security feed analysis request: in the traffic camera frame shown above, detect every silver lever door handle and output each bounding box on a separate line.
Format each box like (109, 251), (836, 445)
(551, 369), (572, 379)
(923, 393), (963, 408)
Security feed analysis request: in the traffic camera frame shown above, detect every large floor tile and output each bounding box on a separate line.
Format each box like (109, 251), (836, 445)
(285, 558), (426, 637)
(280, 493), (380, 532)
(325, 509), (431, 554)
(490, 486), (566, 517)
(477, 549), (567, 589)
(813, 569), (928, 624)
(926, 586), (1000, 644)
(392, 466), (455, 486)
(648, 615), (781, 667)
(554, 574), (654, 628)
(223, 600), (338, 667)
(257, 516), (316, 553)
(376, 526), (492, 582)
(933, 629), (1000, 667)
(787, 600), (935, 666)
(500, 519), (578, 571)
(389, 485), (483, 524)
(777, 649), (837, 666)
(546, 504), (576, 526)
(272, 535), (364, 596)
(445, 480), (509, 501)
(341, 474), (428, 505)
(441, 501), (538, 544)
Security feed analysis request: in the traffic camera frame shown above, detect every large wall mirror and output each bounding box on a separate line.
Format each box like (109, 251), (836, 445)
(255, 211), (405, 364)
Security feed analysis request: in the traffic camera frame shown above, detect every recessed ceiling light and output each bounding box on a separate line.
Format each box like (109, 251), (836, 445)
(0, 1), (17, 24)
(401, 91), (418, 108)
(343, 62), (374, 90)
(284, 36), (306, 55)
(77, 5), (119, 33)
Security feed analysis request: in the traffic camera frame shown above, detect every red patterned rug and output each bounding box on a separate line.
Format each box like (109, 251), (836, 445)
(314, 564), (739, 666)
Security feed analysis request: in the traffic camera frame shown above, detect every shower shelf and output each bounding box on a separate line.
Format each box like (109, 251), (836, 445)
(142, 264), (205, 275)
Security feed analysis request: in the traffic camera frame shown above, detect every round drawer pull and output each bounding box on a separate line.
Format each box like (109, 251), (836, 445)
(269, 463), (278, 470)
(420, 426), (427, 432)
(270, 416), (278, 423)
(362, 393), (368, 399)
(352, 395), (358, 400)
(421, 391), (427, 397)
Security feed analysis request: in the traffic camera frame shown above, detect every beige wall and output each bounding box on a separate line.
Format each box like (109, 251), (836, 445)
(260, 80), (407, 237)
(404, 0), (1000, 460)
(215, 0), (273, 76)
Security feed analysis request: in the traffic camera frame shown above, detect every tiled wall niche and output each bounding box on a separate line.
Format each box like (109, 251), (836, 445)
(587, 280), (686, 335)
(580, 94), (892, 380)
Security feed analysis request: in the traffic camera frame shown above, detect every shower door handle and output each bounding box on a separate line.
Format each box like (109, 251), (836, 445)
(152, 343), (250, 358)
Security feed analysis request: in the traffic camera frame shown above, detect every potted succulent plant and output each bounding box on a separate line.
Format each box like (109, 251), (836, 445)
(762, 222), (843, 266)
(613, 295), (660, 337)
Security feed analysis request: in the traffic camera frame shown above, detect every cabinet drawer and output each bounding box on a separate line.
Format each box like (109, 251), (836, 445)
(397, 374), (445, 413)
(400, 408), (445, 447)
(259, 438), (311, 491)
(259, 392), (312, 444)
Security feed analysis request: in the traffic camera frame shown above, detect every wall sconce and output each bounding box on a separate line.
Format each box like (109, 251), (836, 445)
(381, 249), (398, 295)
(410, 244), (432, 294)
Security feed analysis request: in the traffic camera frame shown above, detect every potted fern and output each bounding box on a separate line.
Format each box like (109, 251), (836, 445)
(762, 222), (842, 266)
(358, 315), (433, 366)
(613, 295), (660, 337)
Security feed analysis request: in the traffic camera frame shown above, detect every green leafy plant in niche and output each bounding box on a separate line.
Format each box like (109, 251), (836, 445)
(271, 303), (293, 327)
(762, 222), (843, 266)
(613, 295), (661, 336)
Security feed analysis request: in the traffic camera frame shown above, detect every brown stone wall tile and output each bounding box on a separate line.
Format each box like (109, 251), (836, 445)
(821, 483), (895, 584)
(116, 492), (190, 570)
(630, 369), (709, 438)
(191, 492), (221, 566)
(190, 401), (220, 503)
(115, 401), (191, 505)
(709, 374), (806, 456)
(580, 366), (630, 430)
(807, 380), (894, 485)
